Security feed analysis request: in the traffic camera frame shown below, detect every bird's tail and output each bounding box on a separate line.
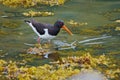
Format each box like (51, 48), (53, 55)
(24, 20), (31, 23)
(24, 19), (37, 24)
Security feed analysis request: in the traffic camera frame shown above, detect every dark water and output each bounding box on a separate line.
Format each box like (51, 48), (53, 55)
(0, 0), (120, 65)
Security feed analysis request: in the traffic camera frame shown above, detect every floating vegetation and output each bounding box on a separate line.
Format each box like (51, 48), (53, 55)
(0, 30), (8, 35)
(37, 0), (66, 6)
(115, 27), (120, 31)
(102, 12), (113, 20)
(0, 53), (119, 80)
(98, 23), (120, 35)
(27, 47), (52, 58)
(0, 0), (35, 8)
(51, 53), (110, 68)
(0, 51), (8, 58)
(0, 0), (66, 8)
(109, 51), (120, 55)
(67, 20), (88, 27)
(24, 43), (57, 58)
(101, 8), (120, 21)
(71, 20), (120, 35)
(66, 20), (88, 34)
(23, 10), (54, 17)
(115, 20), (120, 23)
(76, 22), (120, 36)
(113, 8), (120, 12)
(0, 11), (5, 16)
(27, 47), (48, 55)
(0, 59), (79, 80)
(80, 28), (101, 36)
(51, 53), (120, 80)
(1, 20), (21, 28)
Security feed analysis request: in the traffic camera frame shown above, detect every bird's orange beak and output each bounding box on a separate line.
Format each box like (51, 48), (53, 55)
(62, 25), (73, 35)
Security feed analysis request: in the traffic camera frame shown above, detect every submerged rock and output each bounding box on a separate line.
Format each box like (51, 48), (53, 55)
(68, 70), (108, 80)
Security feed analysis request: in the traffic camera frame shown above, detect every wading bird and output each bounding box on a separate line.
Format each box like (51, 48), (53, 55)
(24, 19), (73, 43)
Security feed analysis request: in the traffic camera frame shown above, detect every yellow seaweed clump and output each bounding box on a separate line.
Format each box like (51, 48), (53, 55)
(51, 53), (120, 80)
(36, 0), (66, 6)
(0, 60), (79, 80)
(0, 30), (8, 35)
(1, 20), (21, 28)
(23, 10), (54, 17)
(2, 22), (18, 28)
(51, 53), (110, 69)
(27, 47), (49, 55)
(0, 53), (119, 80)
(0, 0), (67, 8)
(0, 60), (7, 73)
(67, 20), (88, 27)
(115, 27), (120, 31)
(0, 0), (36, 8)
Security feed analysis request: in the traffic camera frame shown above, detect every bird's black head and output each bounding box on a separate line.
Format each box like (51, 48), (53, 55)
(54, 20), (73, 35)
(54, 20), (64, 28)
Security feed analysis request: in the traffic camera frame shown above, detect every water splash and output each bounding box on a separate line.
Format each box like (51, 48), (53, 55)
(79, 36), (111, 43)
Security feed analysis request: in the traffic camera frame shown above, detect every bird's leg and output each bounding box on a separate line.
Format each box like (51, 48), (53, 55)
(37, 37), (40, 44)
(36, 37), (42, 49)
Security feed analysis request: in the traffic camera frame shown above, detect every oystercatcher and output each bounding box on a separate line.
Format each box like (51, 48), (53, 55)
(24, 19), (73, 43)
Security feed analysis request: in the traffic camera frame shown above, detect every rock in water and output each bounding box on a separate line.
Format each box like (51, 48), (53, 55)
(68, 70), (108, 80)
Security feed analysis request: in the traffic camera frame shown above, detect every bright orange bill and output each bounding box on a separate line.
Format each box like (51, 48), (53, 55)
(62, 25), (73, 35)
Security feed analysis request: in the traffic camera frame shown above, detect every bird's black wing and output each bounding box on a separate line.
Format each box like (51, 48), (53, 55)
(32, 22), (45, 35)
(32, 21), (60, 36)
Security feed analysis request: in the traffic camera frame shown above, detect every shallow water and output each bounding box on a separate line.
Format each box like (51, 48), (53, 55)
(0, 0), (120, 65)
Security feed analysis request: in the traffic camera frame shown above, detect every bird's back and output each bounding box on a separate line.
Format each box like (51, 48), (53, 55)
(31, 20), (46, 35)
(32, 20), (60, 36)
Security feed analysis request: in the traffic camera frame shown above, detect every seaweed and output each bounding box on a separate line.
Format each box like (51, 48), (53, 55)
(22, 10), (54, 17)
(0, 53), (119, 80)
(0, 0), (67, 8)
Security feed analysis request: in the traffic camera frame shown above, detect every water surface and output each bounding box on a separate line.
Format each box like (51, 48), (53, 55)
(0, 0), (120, 65)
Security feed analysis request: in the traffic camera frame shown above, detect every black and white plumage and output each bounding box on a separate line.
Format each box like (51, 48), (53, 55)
(24, 19), (73, 43)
